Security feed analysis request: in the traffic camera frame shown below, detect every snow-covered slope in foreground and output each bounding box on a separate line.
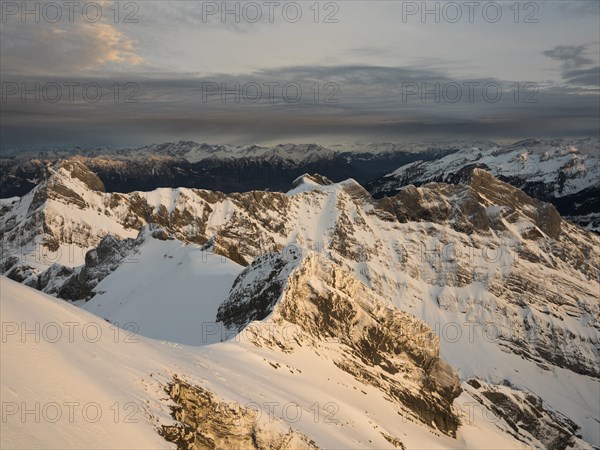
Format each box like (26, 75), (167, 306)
(1, 277), (533, 450)
(1, 277), (172, 449)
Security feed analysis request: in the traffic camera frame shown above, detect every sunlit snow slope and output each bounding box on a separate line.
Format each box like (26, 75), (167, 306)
(2, 277), (531, 449)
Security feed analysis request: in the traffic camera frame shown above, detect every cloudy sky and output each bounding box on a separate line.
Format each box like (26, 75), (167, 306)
(1, 0), (599, 149)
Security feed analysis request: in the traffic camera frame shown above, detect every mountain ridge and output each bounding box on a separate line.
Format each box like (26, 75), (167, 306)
(369, 137), (600, 231)
(1, 159), (599, 448)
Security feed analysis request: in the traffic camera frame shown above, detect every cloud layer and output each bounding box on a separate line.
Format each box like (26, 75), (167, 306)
(1, 1), (598, 148)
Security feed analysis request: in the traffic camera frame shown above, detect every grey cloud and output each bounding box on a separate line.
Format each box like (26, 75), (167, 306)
(136, 1), (322, 33)
(543, 44), (599, 88)
(1, 65), (598, 148)
(562, 66), (600, 87)
(558, 0), (600, 18)
(542, 45), (594, 70)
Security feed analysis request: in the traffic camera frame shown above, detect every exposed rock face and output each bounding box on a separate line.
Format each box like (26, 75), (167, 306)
(6, 226), (165, 301)
(468, 169), (562, 239)
(57, 233), (140, 300)
(465, 379), (593, 450)
(160, 377), (319, 450)
(368, 137), (600, 231)
(217, 255), (292, 329)
(1, 160), (115, 255)
(380, 168), (562, 239)
(379, 183), (491, 235)
(218, 252), (462, 437)
(60, 159), (106, 192)
(3, 261), (40, 286)
(291, 174), (333, 189)
(36, 263), (74, 295)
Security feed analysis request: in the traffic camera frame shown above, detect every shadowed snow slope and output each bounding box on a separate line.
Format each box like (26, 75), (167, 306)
(81, 233), (243, 345)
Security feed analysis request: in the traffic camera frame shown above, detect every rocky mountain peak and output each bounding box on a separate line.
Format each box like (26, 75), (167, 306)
(378, 168), (562, 239)
(338, 178), (371, 200)
(217, 250), (462, 436)
(368, 137), (599, 231)
(57, 159), (106, 192)
(291, 173), (333, 189)
(467, 168), (562, 239)
(26, 159), (105, 214)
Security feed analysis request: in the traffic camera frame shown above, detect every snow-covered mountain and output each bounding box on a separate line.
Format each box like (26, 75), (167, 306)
(2, 140), (470, 163)
(1, 141), (456, 198)
(4, 142), (335, 163)
(3, 138), (597, 232)
(368, 137), (600, 231)
(1, 159), (598, 448)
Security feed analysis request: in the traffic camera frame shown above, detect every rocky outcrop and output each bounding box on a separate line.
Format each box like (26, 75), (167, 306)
(160, 377), (319, 450)
(291, 174), (333, 189)
(218, 252), (462, 437)
(56, 233), (139, 300)
(465, 379), (592, 450)
(217, 255), (293, 329)
(6, 226), (167, 301)
(468, 169), (562, 239)
(368, 137), (600, 231)
(380, 168), (562, 239)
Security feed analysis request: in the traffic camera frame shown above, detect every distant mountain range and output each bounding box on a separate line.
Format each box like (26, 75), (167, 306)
(1, 141), (459, 197)
(2, 138), (598, 231)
